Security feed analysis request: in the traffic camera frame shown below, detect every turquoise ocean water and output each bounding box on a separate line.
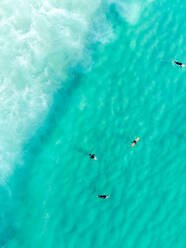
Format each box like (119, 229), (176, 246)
(0, 0), (186, 247)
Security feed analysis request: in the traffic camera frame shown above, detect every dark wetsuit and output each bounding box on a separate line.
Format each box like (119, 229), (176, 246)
(133, 140), (137, 145)
(97, 195), (109, 199)
(89, 154), (95, 159)
(174, 61), (183, 66)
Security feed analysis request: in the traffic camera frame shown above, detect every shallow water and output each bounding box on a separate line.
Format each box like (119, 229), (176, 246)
(0, 0), (186, 247)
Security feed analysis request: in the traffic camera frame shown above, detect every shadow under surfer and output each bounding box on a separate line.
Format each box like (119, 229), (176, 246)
(89, 154), (97, 160)
(174, 60), (185, 67)
(96, 195), (110, 199)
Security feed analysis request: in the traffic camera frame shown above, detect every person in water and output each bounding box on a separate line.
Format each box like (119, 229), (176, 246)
(89, 154), (97, 160)
(131, 137), (140, 147)
(174, 60), (185, 67)
(96, 195), (110, 199)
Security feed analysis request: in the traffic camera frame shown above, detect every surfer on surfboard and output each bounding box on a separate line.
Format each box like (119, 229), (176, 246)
(131, 137), (140, 147)
(173, 60), (185, 68)
(96, 195), (110, 199)
(89, 154), (97, 160)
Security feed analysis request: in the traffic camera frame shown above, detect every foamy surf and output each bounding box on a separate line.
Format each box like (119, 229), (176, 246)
(0, 0), (113, 182)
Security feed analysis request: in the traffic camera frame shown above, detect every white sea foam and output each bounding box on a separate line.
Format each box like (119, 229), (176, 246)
(0, 0), (113, 182)
(108, 0), (153, 25)
(116, 1), (142, 25)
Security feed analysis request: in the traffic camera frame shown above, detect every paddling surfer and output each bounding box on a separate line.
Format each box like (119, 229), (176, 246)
(89, 154), (97, 160)
(131, 137), (140, 147)
(96, 195), (110, 199)
(174, 60), (185, 67)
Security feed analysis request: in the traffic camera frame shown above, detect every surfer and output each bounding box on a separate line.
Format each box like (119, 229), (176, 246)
(173, 60), (185, 67)
(131, 137), (140, 147)
(96, 195), (110, 199)
(89, 154), (97, 160)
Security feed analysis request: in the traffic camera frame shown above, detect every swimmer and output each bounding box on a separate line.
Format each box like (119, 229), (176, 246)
(173, 60), (185, 67)
(131, 137), (140, 147)
(89, 153), (97, 160)
(96, 195), (110, 199)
